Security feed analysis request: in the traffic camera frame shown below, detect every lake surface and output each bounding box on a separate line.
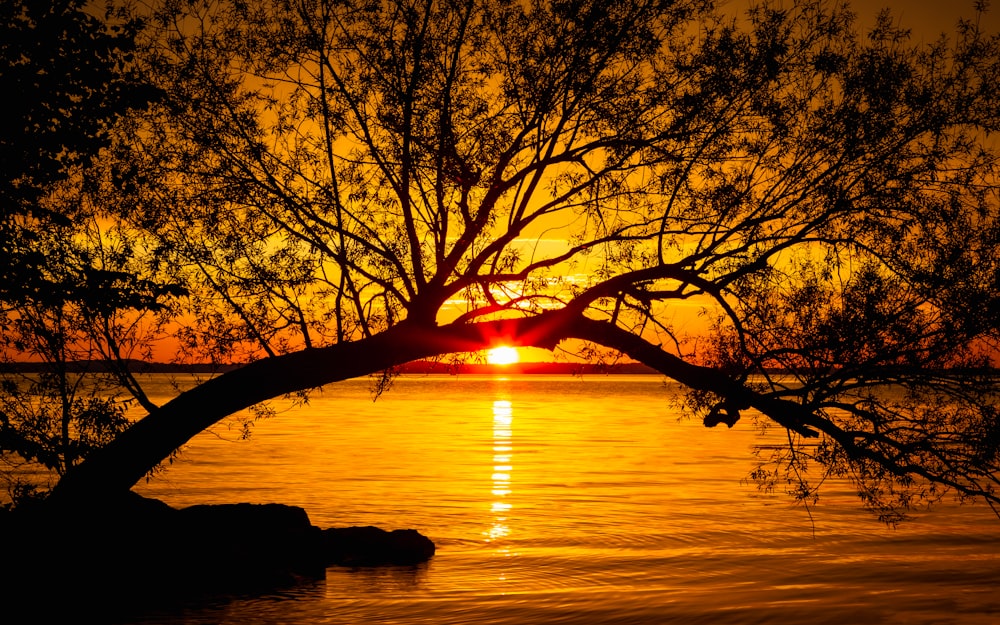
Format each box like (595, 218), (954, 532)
(118, 373), (1000, 624)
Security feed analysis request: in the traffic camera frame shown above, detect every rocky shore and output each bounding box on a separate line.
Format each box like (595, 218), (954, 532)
(0, 492), (435, 618)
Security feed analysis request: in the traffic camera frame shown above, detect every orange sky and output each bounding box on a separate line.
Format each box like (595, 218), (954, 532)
(721, 0), (1000, 34)
(853, 0), (1000, 35)
(141, 0), (997, 365)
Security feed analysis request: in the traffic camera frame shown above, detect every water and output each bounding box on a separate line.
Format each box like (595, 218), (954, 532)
(118, 374), (1000, 624)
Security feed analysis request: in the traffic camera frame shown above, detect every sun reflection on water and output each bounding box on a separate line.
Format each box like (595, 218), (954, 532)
(488, 399), (513, 544)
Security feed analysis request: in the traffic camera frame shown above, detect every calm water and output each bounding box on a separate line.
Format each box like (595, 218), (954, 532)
(118, 374), (1000, 624)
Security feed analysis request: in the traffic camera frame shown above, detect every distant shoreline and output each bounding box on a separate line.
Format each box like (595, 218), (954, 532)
(0, 359), (660, 376)
(395, 361), (660, 375)
(4, 360), (995, 377)
(0, 360), (241, 374)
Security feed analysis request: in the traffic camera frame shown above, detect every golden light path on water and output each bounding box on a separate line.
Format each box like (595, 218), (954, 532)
(489, 399), (513, 553)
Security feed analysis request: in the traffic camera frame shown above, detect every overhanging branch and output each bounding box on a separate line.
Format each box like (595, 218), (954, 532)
(563, 317), (822, 439)
(53, 311), (827, 503)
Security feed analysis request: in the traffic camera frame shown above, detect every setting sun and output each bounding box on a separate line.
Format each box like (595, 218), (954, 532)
(486, 346), (520, 366)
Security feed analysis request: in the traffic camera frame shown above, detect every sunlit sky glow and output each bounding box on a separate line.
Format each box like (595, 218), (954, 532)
(486, 346), (521, 366)
(124, 0), (1000, 365)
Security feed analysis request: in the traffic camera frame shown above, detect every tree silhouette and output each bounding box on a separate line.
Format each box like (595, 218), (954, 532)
(5, 0), (998, 523)
(0, 0), (178, 504)
(0, 0), (155, 286)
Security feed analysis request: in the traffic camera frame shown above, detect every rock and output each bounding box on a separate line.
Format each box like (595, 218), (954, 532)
(171, 502), (329, 590)
(0, 493), (435, 618)
(173, 503), (436, 569)
(321, 525), (437, 566)
(178, 501), (314, 531)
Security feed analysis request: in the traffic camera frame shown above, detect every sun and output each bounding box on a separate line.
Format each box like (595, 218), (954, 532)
(486, 346), (520, 366)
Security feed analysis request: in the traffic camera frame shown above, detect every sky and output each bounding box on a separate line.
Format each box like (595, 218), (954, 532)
(509, 0), (1000, 364)
(721, 0), (1000, 36)
(852, 0), (1000, 35)
(142, 0), (999, 365)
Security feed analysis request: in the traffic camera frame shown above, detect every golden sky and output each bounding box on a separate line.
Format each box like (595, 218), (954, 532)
(721, 0), (1000, 35)
(854, 0), (1000, 34)
(145, 0), (998, 365)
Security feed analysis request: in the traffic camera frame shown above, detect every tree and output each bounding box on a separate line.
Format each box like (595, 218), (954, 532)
(0, 205), (184, 504)
(16, 0), (1000, 523)
(0, 0), (177, 503)
(0, 0), (156, 288)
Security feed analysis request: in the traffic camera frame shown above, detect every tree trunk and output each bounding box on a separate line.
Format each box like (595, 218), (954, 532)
(47, 315), (569, 503)
(48, 312), (817, 505)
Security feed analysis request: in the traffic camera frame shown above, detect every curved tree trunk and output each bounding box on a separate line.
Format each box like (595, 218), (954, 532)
(48, 312), (820, 504)
(48, 315), (567, 503)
